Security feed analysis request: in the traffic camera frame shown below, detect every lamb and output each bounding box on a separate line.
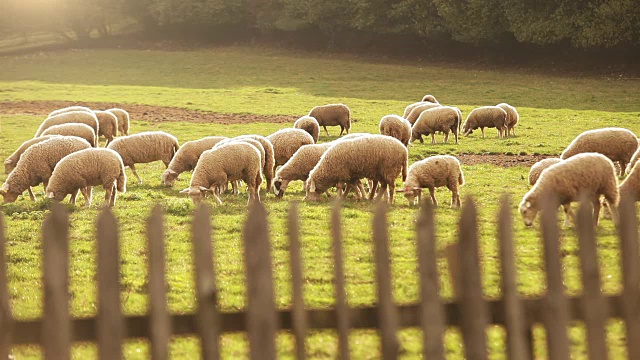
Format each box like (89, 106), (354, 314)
(628, 147), (640, 175)
(266, 128), (315, 167)
(180, 142), (262, 205)
(48, 106), (92, 118)
(411, 106), (461, 144)
(405, 102), (442, 125)
(462, 106), (508, 138)
(233, 135), (276, 190)
(402, 101), (440, 119)
(35, 111), (100, 137)
(0, 137), (92, 203)
(560, 127), (638, 175)
(4, 135), (62, 174)
(519, 153), (619, 227)
(308, 103), (351, 136)
(41, 123), (97, 148)
(379, 115), (412, 147)
(45, 148), (127, 208)
(293, 116), (320, 143)
(421, 95), (439, 103)
(398, 155), (464, 207)
(162, 136), (228, 187)
(305, 135), (408, 203)
(107, 131), (179, 184)
(93, 110), (119, 146)
(528, 158), (563, 185)
(107, 108), (130, 135)
(496, 103), (519, 136)
(273, 143), (332, 198)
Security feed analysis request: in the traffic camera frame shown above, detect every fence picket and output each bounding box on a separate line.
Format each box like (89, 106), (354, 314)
(416, 201), (445, 360)
(332, 201), (350, 360)
(42, 202), (71, 360)
(0, 212), (12, 360)
(288, 202), (308, 360)
(97, 207), (123, 360)
(147, 205), (171, 360)
(457, 197), (488, 360)
(540, 195), (570, 360)
(497, 195), (531, 360)
(244, 201), (278, 360)
(617, 195), (640, 359)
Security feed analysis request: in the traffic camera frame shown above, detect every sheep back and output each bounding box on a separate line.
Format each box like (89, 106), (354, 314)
(379, 115), (411, 147)
(293, 116), (320, 143)
(496, 103), (519, 134)
(4, 135), (62, 174)
(107, 131), (179, 167)
(411, 106), (460, 143)
(35, 111), (99, 137)
(41, 123), (97, 148)
(48, 106), (92, 118)
(421, 95), (439, 103)
(308, 104), (351, 135)
(93, 110), (119, 144)
(528, 158), (562, 185)
(107, 108), (130, 135)
(267, 128), (315, 166)
(462, 106), (508, 135)
(406, 103), (442, 125)
(234, 135), (276, 189)
(405, 155), (464, 189)
(560, 127), (638, 174)
(163, 136), (228, 186)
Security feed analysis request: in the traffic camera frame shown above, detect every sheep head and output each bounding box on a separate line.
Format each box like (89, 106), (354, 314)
(518, 198), (538, 227)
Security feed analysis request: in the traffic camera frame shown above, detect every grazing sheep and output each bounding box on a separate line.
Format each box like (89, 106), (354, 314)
(293, 116), (320, 143)
(308, 104), (351, 136)
(0, 137), (92, 203)
(107, 131), (179, 184)
(180, 142), (262, 205)
(411, 106), (461, 144)
(214, 137), (267, 194)
(107, 108), (130, 136)
(628, 147), (640, 175)
(519, 153), (619, 227)
(405, 102), (442, 125)
(421, 95), (439, 103)
(379, 115), (411, 147)
(462, 106), (508, 138)
(305, 135), (408, 203)
(35, 111), (99, 137)
(560, 127), (638, 175)
(273, 143), (332, 198)
(41, 123), (97, 148)
(233, 135), (276, 190)
(4, 135), (62, 174)
(496, 103), (519, 136)
(399, 155), (464, 207)
(162, 136), (228, 187)
(45, 148), (126, 207)
(528, 158), (563, 186)
(48, 106), (92, 118)
(402, 101), (439, 119)
(266, 128), (315, 167)
(93, 110), (119, 146)
(619, 161), (640, 201)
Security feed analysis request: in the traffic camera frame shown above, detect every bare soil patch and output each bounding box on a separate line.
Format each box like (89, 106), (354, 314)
(457, 153), (552, 168)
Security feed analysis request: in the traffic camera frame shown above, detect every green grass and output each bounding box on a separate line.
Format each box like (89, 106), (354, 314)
(0, 46), (639, 359)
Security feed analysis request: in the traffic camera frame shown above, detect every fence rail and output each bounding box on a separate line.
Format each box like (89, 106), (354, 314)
(1, 194), (639, 359)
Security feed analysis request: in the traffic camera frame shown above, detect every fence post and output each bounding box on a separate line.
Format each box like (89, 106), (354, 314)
(332, 201), (350, 360)
(42, 201), (71, 360)
(244, 201), (278, 360)
(147, 205), (172, 360)
(0, 212), (13, 359)
(97, 207), (123, 360)
(416, 201), (445, 360)
(617, 194), (640, 358)
(288, 202), (308, 360)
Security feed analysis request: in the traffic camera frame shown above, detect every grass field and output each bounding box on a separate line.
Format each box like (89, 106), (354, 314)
(0, 45), (639, 359)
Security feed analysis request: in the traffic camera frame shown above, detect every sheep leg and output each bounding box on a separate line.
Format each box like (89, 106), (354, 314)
(619, 161), (627, 176)
(431, 133), (437, 144)
(374, 183), (387, 202)
(27, 187), (36, 201)
(104, 184), (113, 207)
(232, 181), (239, 195)
(369, 181), (379, 201)
(129, 164), (143, 184)
(562, 204), (574, 227)
(213, 187), (223, 205)
(429, 187), (438, 207)
(592, 198), (601, 226)
(481, 128), (485, 138)
(339, 126), (345, 136)
(69, 189), (79, 205)
(80, 187), (93, 208)
(442, 131), (447, 144)
(357, 181), (367, 202)
(388, 182), (395, 204)
(109, 185), (118, 207)
(323, 125), (330, 136)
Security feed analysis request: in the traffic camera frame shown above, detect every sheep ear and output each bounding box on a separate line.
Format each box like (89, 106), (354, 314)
(525, 201), (532, 208)
(168, 169), (178, 175)
(199, 186), (212, 193)
(179, 188), (190, 194)
(46, 192), (54, 198)
(308, 181), (316, 192)
(3, 159), (11, 165)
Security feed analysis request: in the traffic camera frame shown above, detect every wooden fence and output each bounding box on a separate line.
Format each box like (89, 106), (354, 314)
(0, 194), (639, 359)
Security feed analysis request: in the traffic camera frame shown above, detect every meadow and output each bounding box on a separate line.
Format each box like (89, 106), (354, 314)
(0, 45), (639, 359)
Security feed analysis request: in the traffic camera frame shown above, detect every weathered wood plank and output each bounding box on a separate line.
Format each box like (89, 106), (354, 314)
(332, 201), (350, 360)
(0, 212), (12, 359)
(147, 205), (171, 360)
(288, 202), (308, 360)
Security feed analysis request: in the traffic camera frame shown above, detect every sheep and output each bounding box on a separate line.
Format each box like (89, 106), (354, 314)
(107, 108), (130, 136)
(273, 143), (332, 198)
(266, 128), (315, 167)
(628, 147), (640, 175)
(4, 135), (62, 174)
(402, 101), (440, 119)
(411, 106), (461, 144)
(405, 102), (442, 125)
(35, 111), (99, 137)
(233, 135), (276, 190)
(462, 106), (508, 138)
(379, 115), (411, 147)
(528, 158), (563, 186)
(619, 161), (640, 201)
(421, 95), (439, 103)
(213, 137), (266, 194)
(308, 103), (351, 136)
(48, 106), (92, 118)
(180, 142), (262, 205)
(398, 155), (464, 207)
(305, 135), (408, 203)
(496, 103), (519, 137)
(293, 116), (320, 143)
(162, 136), (228, 187)
(41, 123), (97, 148)
(560, 127), (638, 175)
(519, 153), (619, 227)
(45, 148), (127, 207)
(107, 131), (179, 184)
(93, 110), (119, 146)
(0, 137), (92, 203)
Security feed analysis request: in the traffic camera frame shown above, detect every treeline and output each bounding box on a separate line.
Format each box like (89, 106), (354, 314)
(2, 0), (639, 54)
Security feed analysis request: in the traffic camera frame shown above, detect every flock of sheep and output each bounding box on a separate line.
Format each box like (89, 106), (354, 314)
(1, 95), (638, 227)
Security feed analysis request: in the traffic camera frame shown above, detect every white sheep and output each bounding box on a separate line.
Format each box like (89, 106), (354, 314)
(293, 116), (320, 143)
(628, 147), (640, 175)
(35, 111), (99, 137)
(308, 103), (351, 136)
(272, 143), (332, 198)
(107, 131), (179, 184)
(180, 142), (262, 205)
(496, 103), (519, 136)
(93, 110), (119, 146)
(4, 135), (62, 174)
(234, 135), (276, 190)
(421, 94), (439, 103)
(528, 158), (563, 185)
(561, 127), (638, 175)
(398, 155), (465, 207)
(519, 153), (619, 227)
(41, 123), (97, 148)
(379, 115), (411, 147)
(462, 106), (508, 138)
(405, 102), (442, 125)
(266, 128), (315, 167)
(411, 106), (461, 144)
(107, 108), (130, 135)
(213, 137), (266, 194)
(48, 106), (92, 118)
(45, 148), (127, 207)
(619, 161), (640, 201)
(402, 101), (440, 119)
(162, 136), (228, 187)
(0, 137), (92, 203)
